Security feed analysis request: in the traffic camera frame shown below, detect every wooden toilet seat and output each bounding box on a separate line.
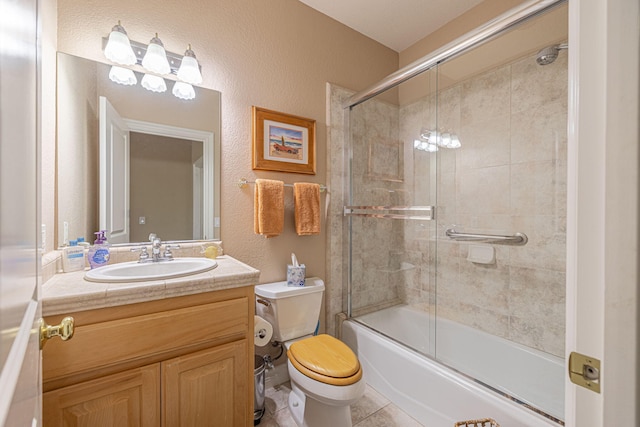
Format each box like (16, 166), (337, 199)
(287, 334), (363, 386)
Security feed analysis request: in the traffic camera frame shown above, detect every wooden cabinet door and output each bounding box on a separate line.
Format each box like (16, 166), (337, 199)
(162, 340), (249, 427)
(43, 364), (160, 427)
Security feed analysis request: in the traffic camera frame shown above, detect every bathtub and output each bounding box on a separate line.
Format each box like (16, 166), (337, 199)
(342, 305), (564, 427)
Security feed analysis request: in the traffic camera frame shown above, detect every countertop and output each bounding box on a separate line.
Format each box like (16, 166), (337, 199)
(42, 255), (260, 317)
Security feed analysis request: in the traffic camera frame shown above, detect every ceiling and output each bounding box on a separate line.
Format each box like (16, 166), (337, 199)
(298, 0), (485, 52)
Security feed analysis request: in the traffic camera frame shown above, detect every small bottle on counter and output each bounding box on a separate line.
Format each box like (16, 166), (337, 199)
(76, 236), (90, 248)
(87, 230), (111, 269)
(62, 240), (85, 272)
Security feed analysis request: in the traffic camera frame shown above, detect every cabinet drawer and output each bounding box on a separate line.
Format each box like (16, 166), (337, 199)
(44, 297), (248, 382)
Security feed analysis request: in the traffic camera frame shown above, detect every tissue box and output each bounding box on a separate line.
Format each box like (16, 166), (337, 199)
(287, 264), (306, 287)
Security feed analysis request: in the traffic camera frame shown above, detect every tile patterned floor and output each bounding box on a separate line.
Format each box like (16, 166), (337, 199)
(256, 382), (424, 427)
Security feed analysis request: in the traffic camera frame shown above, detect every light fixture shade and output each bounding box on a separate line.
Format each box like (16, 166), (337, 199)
(413, 139), (438, 152)
(104, 22), (136, 65)
(172, 81), (196, 100)
(141, 74), (167, 93)
(449, 135), (462, 149)
(141, 34), (171, 75)
(177, 46), (202, 84)
(109, 66), (137, 86)
(439, 133), (451, 148)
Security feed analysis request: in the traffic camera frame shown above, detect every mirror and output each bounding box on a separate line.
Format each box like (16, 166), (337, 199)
(56, 52), (221, 247)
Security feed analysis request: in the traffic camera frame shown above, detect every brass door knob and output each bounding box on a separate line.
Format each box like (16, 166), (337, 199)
(39, 317), (74, 350)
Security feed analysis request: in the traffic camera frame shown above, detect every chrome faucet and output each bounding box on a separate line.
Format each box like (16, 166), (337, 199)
(150, 233), (162, 261)
(131, 234), (180, 263)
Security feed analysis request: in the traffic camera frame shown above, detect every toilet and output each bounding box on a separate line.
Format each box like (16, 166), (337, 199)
(255, 278), (365, 427)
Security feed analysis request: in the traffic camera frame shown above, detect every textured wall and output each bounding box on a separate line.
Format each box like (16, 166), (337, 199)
(51, 0), (398, 285)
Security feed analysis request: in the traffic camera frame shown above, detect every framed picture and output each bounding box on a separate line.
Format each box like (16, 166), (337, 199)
(252, 106), (316, 174)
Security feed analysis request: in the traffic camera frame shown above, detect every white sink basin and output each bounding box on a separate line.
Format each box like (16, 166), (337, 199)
(84, 257), (218, 283)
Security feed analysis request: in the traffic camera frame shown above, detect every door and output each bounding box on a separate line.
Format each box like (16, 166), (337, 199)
(99, 96), (130, 244)
(568, 0), (639, 426)
(0, 0), (41, 425)
(43, 364), (160, 426)
(162, 341), (249, 427)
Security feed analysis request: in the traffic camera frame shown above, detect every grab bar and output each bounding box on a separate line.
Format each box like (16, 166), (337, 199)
(344, 205), (434, 221)
(445, 228), (528, 246)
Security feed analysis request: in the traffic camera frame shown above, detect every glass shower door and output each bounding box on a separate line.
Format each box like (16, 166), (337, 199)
(432, 5), (568, 421)
(347, 69), (439, 357)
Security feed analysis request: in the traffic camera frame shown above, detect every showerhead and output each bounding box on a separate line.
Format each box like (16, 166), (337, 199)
(535, 43), (568, 65)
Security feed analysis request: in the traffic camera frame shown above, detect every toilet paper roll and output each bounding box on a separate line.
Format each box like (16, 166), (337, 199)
(254, 315), (273, 347)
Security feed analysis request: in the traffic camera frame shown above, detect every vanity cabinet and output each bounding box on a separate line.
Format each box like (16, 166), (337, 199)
(42, 286), (254, 427)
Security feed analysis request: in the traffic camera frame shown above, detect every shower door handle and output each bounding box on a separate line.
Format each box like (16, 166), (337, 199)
(445, 229), (528, 246)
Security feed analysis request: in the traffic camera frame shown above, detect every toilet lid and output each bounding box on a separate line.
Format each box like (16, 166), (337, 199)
(288, 334), (362, 386)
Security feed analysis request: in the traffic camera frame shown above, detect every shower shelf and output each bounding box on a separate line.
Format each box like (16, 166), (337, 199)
(445, 228), (528, 246)
(343, 205), (434, 221)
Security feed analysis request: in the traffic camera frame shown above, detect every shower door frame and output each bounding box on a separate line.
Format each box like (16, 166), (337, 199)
(344, 0), (566, 109)
(344, 0), (570, 422)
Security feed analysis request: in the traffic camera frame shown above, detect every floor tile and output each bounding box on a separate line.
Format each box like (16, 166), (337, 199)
(264, 382), (293, 415)
(351, 385), (391, 425)
(354, 404), (424, 427)
(256, 382), (424, 427)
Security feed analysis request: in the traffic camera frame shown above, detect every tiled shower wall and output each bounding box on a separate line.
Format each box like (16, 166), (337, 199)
(328, 48), (567, 357)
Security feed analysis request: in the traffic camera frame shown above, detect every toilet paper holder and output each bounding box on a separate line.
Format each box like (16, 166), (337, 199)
(254, 315), (273, 347)
(257, 298), (271, 307)
(256, 327), (269, 339)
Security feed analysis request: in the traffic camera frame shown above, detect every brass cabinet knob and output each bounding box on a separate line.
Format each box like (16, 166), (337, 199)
(40, 316), (74, 350)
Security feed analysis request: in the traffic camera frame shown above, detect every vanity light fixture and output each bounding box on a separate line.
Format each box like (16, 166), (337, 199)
(176, 45), (203, 85)
(141, 33), (171, 75)
(103, 25), (202, 100)
(141, 73), (167, 93)
(104, 21), (136, 65)
(172, 81), (196, 100)
(108, 66), (137, 86)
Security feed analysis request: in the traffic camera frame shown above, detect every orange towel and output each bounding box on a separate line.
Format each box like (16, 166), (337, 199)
(254, 179), (284, 238)
(294, 183), (321, 236)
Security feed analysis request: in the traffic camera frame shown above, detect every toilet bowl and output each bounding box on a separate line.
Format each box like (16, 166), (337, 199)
(286, 334), (365, 427)
(254, 279), (365, 427)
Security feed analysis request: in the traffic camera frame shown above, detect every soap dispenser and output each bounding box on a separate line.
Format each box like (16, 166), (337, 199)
(87, 230), (110, 269)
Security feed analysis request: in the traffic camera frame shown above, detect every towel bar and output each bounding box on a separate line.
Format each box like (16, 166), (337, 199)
(237, 178), (326, 193)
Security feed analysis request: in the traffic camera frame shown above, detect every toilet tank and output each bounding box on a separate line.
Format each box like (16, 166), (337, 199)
(255, 278), (324, 342)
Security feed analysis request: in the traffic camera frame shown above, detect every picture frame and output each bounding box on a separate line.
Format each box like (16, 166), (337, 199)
(252, 106), (316, 174)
